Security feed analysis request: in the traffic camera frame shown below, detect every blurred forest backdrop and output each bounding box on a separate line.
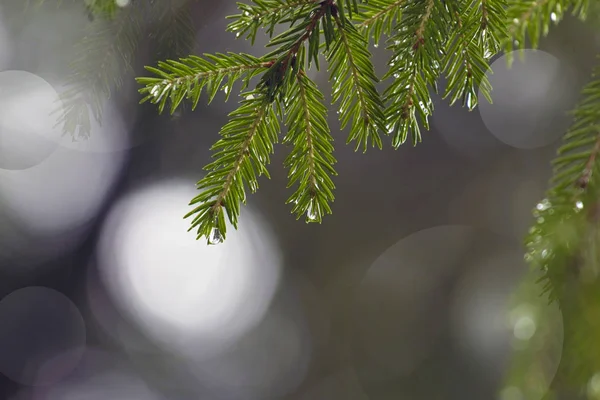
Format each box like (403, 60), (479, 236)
(0, 0), (599, 399)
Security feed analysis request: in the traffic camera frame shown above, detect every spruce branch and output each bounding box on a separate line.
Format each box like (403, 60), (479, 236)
(478, 0), (508, 56)
(150, 0), (197, 60)
(57, 3), (141, 139)
(176, 0), (335, 241)
(84, 0), (121, 20)
(441, 0), (506, 109)
(327, 11), (386, 152)
(185, 91), (280, 244)
(525, 60), (600, 303)
(136, 53), (273, 114)
(283, 55), (337, 223)
(259, 0), (333, 100)
(504, 0), (587, 60)
(384, 0), (447, 147)
(226, 0), (322, 44)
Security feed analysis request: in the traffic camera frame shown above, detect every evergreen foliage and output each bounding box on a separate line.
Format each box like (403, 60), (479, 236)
(28, 0), (196, 139)
(136, 0), (594, 257)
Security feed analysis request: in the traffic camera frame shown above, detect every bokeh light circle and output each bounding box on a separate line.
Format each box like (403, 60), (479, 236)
(450, 246), (563, 400)
(0, 286), (86, 386)
(478, 50), (576, 149)
(97, 179), (282, 360)
(186, 272), (324, 400)
(351, 225), (476, 383)
(0, 70), (63, 170)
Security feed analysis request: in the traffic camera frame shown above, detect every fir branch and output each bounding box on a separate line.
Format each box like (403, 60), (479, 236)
(141, 0), (338, 243)
(151, 0), (197, 60)
(226, 0), (321, 44)
(354, 0), (405, 46)
(185, 91), (280, 244)
(136, 53), (274, 115)
(258, 0), (334, 101)
(84, 0), (121, 20)
(442, 0), (504, 109)
(478, 0), (508, 56)
(504, 0), (586, 58)
(526, 60), (600, 303)
(57, 4), (141, 139)
(327, 11), (386, 152)
(283, 64), (337, 223)
(384, 0), (447, 147)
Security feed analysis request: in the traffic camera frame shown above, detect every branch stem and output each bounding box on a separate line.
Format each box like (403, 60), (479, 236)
(577, 133), (600, 189)
(210, 103), (269, 216)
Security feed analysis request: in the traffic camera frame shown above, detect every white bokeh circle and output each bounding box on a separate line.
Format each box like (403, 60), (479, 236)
(0, 144), (126, 237)
(351, 225), (476, 383)
(432, 82), (505, 161)
(13, 2), (140, 154)
(9, 348), (166, 400)
(0, 286), (86, 386)
(190, 305), (312, 400)
(450, 249), (563, 400)
(184, 271), (326, 400)
(97, 179), (282, 360)
(0, 70), (63, 170)
(478, 50), (576, 149)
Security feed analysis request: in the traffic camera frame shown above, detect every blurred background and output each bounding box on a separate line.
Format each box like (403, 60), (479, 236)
(0, 1), (598, 399)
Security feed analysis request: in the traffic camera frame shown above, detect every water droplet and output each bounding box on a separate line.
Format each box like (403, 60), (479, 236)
(541, 249), (550, 259)
(536, 198), (551, 211)
(246, 94), (255, 100)
(550, 12), (557, 22)
(576, 200), (584, 210)
(208, 227), (223, 245)
(373, 43), (379, 48)
(306, 206), (318, 222)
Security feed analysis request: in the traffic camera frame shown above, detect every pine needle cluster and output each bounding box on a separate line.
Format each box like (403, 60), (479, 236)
(137, 0), (587, 250)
